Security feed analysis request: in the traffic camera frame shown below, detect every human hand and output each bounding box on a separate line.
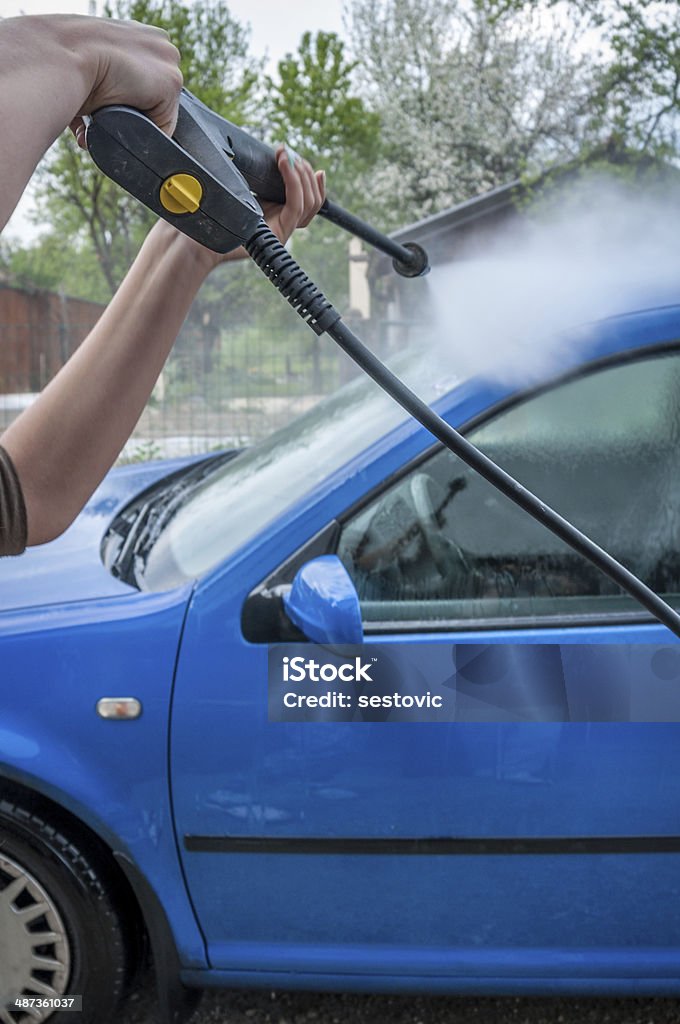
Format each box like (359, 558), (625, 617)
(202, 145), (326, 268)
(259, 145), (326, 241)
(61, 16), (182, 148)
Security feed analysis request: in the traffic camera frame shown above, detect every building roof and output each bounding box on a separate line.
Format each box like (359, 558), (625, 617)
(370, 179), (527, 279)
(391, 178), (523, 256)
(386, 150), (680, 270)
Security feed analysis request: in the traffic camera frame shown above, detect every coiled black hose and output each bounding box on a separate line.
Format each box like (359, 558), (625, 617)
(246, 224), (340, 335)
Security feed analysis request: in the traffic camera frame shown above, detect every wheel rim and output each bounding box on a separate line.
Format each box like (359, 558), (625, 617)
(0, 851), (70, 1023)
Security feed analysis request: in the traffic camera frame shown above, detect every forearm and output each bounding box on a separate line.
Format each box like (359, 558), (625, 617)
(0, 17), (94, 230)
(1, 221), (214, 544)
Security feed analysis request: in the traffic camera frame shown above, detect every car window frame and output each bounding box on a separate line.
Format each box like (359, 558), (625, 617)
(333, 339), (680, 635)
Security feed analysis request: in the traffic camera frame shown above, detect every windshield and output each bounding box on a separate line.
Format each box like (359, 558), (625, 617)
(142, 349), (458, 590)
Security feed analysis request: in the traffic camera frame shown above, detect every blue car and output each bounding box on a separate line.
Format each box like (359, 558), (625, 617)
(4, 302), (680, 1024)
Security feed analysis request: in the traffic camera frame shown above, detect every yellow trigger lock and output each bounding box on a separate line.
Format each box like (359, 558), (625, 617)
(159, 173), (203, 215)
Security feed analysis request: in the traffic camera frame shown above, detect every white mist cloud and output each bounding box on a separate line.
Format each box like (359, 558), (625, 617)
(426, 175), (680, 385)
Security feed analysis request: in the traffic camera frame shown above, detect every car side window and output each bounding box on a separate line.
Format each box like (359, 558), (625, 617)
(336, 350), (680, 627)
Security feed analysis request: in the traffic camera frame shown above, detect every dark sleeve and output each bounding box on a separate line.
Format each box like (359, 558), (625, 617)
(0, 445), (28, 556)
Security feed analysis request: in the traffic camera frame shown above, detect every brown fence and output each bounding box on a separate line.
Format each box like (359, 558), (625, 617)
(0, 298), (421, 461)
(0, 284), (105, 393)
(0, 316), (355, 459)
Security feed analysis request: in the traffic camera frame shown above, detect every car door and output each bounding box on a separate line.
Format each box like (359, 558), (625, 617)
(172, 344), (680, 989)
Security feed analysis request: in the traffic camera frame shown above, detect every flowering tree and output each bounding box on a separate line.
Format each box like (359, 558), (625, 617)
(485, 0), (680, 155)
(347, 0), (598, 226)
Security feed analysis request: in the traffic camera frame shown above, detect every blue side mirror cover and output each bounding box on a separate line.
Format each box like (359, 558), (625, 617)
(283, 555), (364, 644)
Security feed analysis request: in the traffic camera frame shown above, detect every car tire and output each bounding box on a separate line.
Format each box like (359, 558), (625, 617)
(0, 799), (127, 1024)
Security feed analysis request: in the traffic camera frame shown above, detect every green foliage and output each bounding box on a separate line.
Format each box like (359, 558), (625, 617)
(593, 2), (680, 156)
(0, 232), (110, 301)
(267, 32), (380, 203)
(30, 134), (154, 296)
(119, 439), (163, 463)
(266, 31), (381, 305)
(105, 0), (262, 122)
(347, 0), (597, 228)
(480, 0), (680, 161)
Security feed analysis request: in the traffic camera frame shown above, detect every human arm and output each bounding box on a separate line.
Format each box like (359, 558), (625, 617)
(0, 14), (183, 231)
(0, 149), (325, 547)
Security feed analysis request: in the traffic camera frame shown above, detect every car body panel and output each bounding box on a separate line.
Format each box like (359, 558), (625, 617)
(179, 963), (680, 998)
(0, 584), (207, 967)
(0, 456), (203, 612)
(171, 596), (680, 983)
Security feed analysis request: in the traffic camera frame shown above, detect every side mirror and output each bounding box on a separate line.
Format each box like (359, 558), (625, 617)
(283, 556), (364, 644)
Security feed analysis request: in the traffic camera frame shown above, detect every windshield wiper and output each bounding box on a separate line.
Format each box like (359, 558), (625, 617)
(107, 452), (238, 586)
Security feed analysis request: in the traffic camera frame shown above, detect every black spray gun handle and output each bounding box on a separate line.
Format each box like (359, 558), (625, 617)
(86, 97), (264, 254)
(86, 88), (429, 275)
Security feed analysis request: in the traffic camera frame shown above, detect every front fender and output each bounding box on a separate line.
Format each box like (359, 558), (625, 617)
(0, 585), (206, 969)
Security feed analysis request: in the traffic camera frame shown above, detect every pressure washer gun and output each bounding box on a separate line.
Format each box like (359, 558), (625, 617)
(86, 88), (428, 278)
(86, 88), (680, 637)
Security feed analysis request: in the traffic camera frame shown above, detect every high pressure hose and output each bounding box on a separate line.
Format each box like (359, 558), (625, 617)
(246, 223), (680, 638)
(84, 95), (680, 637)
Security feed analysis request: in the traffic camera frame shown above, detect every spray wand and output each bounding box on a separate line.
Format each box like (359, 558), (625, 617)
(87, 89), (680, 638)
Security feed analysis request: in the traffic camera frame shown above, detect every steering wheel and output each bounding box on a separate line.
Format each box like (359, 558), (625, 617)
(408, 472), (470, 581)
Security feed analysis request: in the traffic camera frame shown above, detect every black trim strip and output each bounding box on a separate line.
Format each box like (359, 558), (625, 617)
(362, 610), (660, 635)
(184, 835), (680, 856)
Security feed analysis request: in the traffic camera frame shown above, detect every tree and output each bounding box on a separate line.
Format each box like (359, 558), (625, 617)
(572, 1), (680, 159)
(0, 233), (110, 302)
(267, 31), (380, 208)
(481, 0), (680, 161)
(262, 31), (382, 305)
(347, 0), (598, 226)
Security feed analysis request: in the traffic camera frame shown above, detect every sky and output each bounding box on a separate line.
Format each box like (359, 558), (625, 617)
(0, 0), (346, 63)
(0, 0), (347, 240)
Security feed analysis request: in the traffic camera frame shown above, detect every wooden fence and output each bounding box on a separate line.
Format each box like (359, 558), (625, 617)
(0, 283), (105, 393)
